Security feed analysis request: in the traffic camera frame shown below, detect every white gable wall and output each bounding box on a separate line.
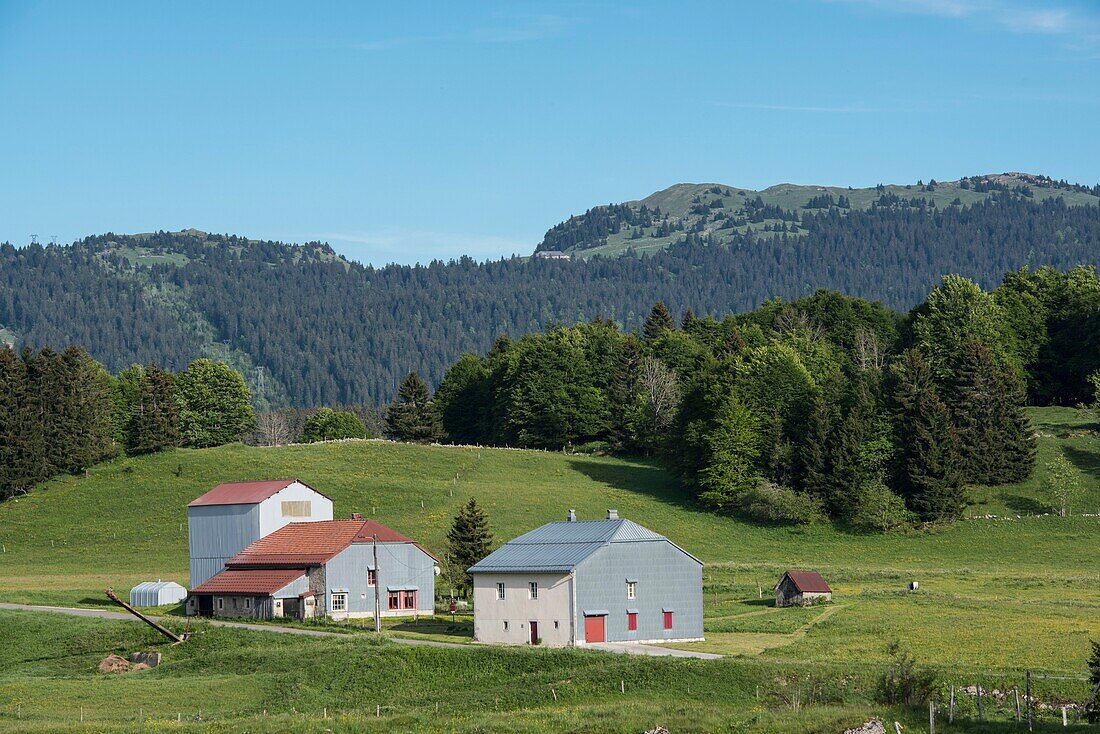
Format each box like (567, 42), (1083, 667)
(256, 482), (333, 537)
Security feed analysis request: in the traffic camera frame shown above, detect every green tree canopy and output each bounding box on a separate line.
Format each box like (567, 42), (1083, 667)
(301, 407), (367, 443)
(176, 358), (255, 448)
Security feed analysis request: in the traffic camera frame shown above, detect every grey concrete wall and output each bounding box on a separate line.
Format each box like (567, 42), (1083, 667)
(574, 540), (703, 643)
(324, 542), (435, 619)
(471, 572), (573, 646)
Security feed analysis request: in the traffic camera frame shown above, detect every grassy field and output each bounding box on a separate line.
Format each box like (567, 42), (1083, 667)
(0, 407), (1097, 731)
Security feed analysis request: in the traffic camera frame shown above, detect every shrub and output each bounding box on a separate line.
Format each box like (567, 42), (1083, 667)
(850, 479), (915, 532)
(301, 408), (367, 443)
(876, 641), (937, 706)
(737, 480), (822, 525)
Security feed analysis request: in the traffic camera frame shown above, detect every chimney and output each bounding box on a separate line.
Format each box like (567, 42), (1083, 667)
(567, 509), (576, 522)
(607, 509), (618, 520)
(351, 512), (363, 521)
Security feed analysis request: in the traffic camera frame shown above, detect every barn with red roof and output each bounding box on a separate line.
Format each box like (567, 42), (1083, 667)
(185, 480), (438, 621)
(187, 479), (334, 589)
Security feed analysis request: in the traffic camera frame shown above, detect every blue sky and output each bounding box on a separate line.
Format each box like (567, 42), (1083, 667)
(1, 1), (1098, 265)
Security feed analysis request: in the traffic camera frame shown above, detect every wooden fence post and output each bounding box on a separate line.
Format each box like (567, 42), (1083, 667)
(1026, 670), (1033, 732)
(929, 700), (935, 734)
(1015, 687), (1021, 722)
(977, 684), (983, 721)
(949, 686), (955, 723)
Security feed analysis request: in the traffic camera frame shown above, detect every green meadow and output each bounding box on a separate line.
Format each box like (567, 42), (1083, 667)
(0, 407), (1097, 731)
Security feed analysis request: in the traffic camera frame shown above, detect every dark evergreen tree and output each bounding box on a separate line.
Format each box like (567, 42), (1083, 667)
(129, 363), (179, 453)
(890, 350), (966, 522)
(681, 308), (697, 330)
(1087, 640), (1100, 724)
(0, 348), (40, 499)
(435, 354), (492, 445)
(643, 302), (675, 342)
(949, 340), (1036, 484)
(386, 372), (444, 442)
(445, 498), (493, 592)
(796, 395), (833, 500)
(608, 337), (644, 452)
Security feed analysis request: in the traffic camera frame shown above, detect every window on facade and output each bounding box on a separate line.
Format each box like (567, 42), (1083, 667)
(503, 621), (509, 630)
(663, 611), (673, 630)
(388, 592), (400, 610)
(403, 591), (416, 609)
(626, 581), (636, 599)
(529, 581), (538, 599)
(497, 582), (506, 600)
(331, 593), (347, 613)
(627, 612), (638, 631)
(281, 500), (311, 518)
(368, 569), (376, 587)
(244, 597), (252, 609)
(216, 598), (223, 610)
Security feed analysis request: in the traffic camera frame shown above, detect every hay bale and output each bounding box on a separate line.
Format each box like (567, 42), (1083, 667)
(98, 654), (131, 674)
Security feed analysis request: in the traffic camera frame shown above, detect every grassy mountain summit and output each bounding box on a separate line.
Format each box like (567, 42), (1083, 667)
(537, 173), (1100, 256)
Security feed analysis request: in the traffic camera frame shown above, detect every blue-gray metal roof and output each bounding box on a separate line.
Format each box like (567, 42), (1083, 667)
(468, 518), (701, 573)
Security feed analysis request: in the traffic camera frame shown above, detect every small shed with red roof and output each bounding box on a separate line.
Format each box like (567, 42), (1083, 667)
(774, 570), (832, 607)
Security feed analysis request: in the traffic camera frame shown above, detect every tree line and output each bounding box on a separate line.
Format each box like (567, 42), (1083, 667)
(1, 193), (1098, 409)
(0, 350), (254, 501)
(419, 269), (1100, 527)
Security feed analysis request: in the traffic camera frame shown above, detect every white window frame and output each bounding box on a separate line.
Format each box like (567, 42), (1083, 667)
(367, 569), (376, 587)
(216, 598), (224, 610)
(331, 592), (348, 613)
(626, 581), (636, 600)
(497, 582), (506, 600)
(529, 581), (538, 600)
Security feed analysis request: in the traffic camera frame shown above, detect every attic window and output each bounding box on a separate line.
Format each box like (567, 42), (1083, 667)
(281, 500), (311, 518)
(626, 581), (636, 600)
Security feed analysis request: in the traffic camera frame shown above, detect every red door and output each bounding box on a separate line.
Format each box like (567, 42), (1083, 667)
(529, 621), (538, 644)
(584, 614), (606, 643)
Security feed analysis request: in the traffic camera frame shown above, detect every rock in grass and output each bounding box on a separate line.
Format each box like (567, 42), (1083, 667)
(97, 654), (131, 673)
(843, 720), (885, 734)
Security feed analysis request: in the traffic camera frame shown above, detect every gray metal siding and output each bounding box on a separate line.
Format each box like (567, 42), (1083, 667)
(325, 542), (435, 615)
(187, 504), (261, 588)
(574, 540), (703, 643)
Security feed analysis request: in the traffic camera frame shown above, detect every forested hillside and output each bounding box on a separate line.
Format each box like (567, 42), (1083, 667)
(536, 172), (1100, 257)
(2, 174), (1098, 408)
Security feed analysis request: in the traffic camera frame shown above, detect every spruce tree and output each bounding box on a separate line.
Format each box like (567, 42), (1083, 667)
(608, 337), (644, 452)
(643, 302), (675, 342)
(891, 350), (966, 522)
(0, 348), (39, 499)
(129, 363), (180, 453)
(386, 372), (444, 442)
(795, 395), (832, 500)
(950, 340), (1036, 484)
(681, 308), (697, 330)
(445, 498), (493, 592)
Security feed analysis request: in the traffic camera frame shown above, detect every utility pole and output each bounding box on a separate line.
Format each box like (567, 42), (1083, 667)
(373, 533), (381, 633)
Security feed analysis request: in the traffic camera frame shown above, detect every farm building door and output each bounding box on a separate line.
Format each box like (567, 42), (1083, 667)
(529, 621), (538, 644)
(584, 614), (605, 643)
(197, 594), (213, 616)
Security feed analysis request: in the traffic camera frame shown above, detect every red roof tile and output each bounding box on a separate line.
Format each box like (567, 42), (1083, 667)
(225, 518), (438, 568)
(783, 570), (831, 593)
(190, 568), (305, 595)
(188, 479), (322, 507)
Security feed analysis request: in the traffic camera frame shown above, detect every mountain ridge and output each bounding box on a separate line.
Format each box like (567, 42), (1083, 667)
(536, 172), (1100, 257)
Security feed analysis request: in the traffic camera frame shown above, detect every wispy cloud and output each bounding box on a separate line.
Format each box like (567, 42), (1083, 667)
(827, 0), (1100, 48)
(710, 100), (904, 113)
(313, 229), (530, 265)
(353, 13), (573, 51)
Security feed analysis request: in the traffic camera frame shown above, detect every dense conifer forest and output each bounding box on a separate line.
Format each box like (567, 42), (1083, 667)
(1, 178), (1098, 408)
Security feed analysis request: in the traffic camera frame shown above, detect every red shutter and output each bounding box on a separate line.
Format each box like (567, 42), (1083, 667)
(627, 612), (637, 631)
(663, 611), (673, 630)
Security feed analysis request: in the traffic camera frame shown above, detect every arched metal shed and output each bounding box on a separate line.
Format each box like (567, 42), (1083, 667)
(130, 580), (187, 607)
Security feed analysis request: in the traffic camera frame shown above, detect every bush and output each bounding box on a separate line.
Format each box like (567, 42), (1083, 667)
(737, 481), (822, 525)
(301, 408), (367, 443)
(850, 479), (915, 532)
(876, 641), (937, 706)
